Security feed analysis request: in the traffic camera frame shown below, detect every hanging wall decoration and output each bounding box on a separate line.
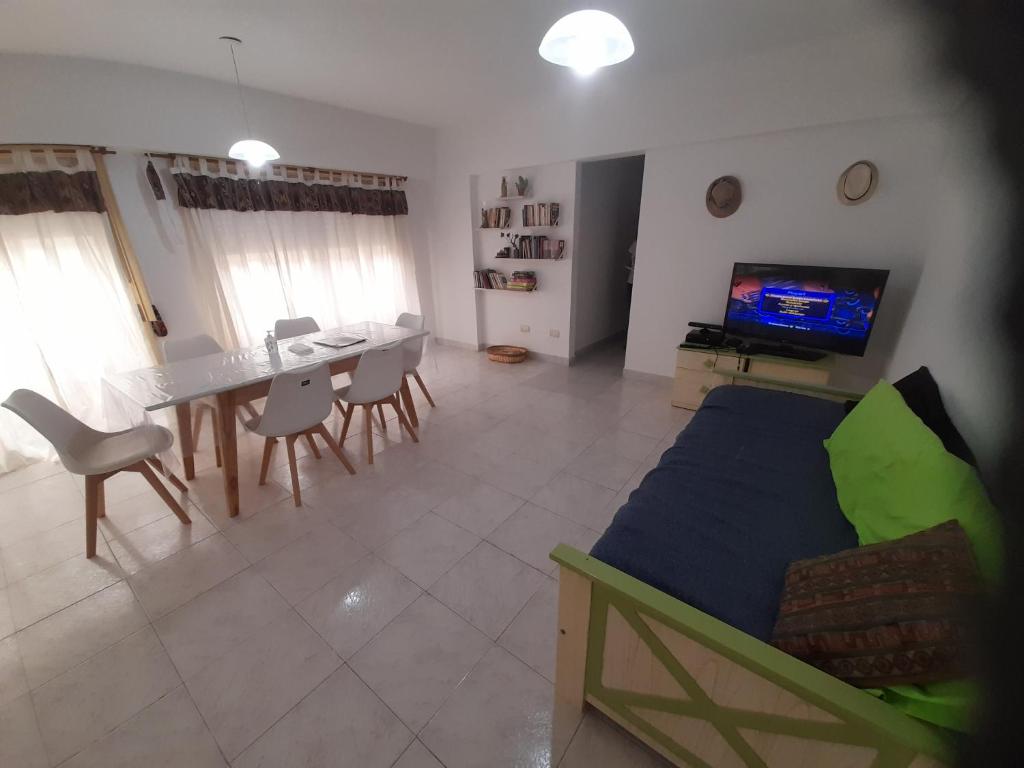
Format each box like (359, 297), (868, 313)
(705, 175), (742, 218)
(837, 160), (878, 206)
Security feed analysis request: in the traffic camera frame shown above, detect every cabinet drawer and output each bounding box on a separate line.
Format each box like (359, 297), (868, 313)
(671, 369), (733, 410)
(676, 348), (742, 373)
(745, 359), (830, 385)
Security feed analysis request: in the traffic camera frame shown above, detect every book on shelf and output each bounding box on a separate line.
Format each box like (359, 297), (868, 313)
(480, 206), (511, 229)
(520, 202), (560, 227)
(473, 268), (536, 291)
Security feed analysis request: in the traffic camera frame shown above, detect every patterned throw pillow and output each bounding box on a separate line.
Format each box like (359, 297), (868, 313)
(771, 521), (981, 687)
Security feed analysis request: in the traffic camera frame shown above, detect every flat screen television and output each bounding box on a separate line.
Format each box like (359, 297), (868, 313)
(722, 262), (889, 357)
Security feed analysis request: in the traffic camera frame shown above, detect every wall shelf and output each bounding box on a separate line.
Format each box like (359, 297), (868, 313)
(475, 287), (536, 294)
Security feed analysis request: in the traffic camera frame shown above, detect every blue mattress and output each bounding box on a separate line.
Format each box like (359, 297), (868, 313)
(590, 385), (857, 642)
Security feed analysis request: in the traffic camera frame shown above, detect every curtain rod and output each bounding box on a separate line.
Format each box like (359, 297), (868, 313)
(147, 151), (408, 182)
(0, 143), (115, 155)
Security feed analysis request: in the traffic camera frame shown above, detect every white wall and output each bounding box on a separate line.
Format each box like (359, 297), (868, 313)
(627, 116), (947, 389)
(888, 112), (1010, 472)
(428, 19), (959, 351)
(0, 53), (437, 344)
(471, 163), (576, 360)
(572, 156), (645, 355)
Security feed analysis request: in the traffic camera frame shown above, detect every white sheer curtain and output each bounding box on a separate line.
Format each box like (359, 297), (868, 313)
(173, 158), (420, 350)
(0, 149), (154, 474)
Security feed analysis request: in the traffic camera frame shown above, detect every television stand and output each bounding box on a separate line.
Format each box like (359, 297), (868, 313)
(672, 344), (833, 410)
(735, 342), (827, 362)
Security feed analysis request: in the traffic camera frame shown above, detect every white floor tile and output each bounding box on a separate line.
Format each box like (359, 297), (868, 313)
(106, 508), (217, 575)
(420, 646), (556, 768)
(432, 479), (525, 537)
(127, 534), (247, 619)
(561, 710), (674, 768)
(429, 541), (546, 640)
(351, 594), (492, 732)
(185, 611), (340, 760)
(0, 693), (48, 768)
(1, 517), (108, 584)
(220, 498), (330, 563)
(60, 685), (226, 768)
(254, 522), (367, 604)
(0, 634), (29, 707)
(0, 473), (83, 549)
(33, 626), (181, 765)
(487, 503), (594, 575)
(498, 578), (558, 682)
(153, 568), (291, 679)
(565, 443), (642, 491)
(393, 739), (445, 768)
(377, 512), (480, 589)
(530, 472), (618, 531)
(296, 554), (421, 658)
(0, 587), (12, 640)
(16, 581), (148, 689)
(6, 550), (122, 630)
(233, 665), (412, 768)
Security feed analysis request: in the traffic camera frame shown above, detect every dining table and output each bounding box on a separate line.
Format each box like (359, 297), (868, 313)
(105, 321), (429, 518)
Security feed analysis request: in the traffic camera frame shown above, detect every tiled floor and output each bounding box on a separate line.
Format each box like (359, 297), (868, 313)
(0, 342), (689, 767)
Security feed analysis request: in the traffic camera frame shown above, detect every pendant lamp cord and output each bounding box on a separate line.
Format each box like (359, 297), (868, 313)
(228, 41), (252, 138)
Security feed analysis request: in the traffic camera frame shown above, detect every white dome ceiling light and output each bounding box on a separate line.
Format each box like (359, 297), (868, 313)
(220, 36), (280, 168)
(538, 10), (635, 76)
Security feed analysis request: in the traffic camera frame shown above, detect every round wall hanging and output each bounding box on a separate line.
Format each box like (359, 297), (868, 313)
(706, 175), (742, 218)
(837, 160), (878, 206)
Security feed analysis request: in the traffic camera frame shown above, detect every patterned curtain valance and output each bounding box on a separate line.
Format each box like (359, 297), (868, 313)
(0, 148), (106, 215)
(170, 156), (408, 216)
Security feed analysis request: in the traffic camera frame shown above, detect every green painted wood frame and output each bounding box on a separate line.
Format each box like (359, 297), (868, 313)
(551, 543), (953, 768)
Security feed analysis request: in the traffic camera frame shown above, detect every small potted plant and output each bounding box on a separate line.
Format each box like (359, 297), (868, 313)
(515, 176), (528, 196)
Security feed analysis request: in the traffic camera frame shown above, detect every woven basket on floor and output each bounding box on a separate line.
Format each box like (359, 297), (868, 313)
(487, 345), (528, 364)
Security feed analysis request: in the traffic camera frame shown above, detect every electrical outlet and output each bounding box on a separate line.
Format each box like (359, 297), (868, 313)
(520, 324), (530, 333)
(549, 328), (560, 338)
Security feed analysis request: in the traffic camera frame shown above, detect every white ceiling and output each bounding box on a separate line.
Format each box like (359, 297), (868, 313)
(0, 0), (899, 127)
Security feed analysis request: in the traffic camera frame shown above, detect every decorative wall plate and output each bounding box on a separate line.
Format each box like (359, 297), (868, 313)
(706, 175), (742, 218)
(837, 160), (878, 206)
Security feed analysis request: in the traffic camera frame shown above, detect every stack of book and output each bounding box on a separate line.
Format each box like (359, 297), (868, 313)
(516, 236), (565, 260)
(480, 207), (511, 229)
(521, 202), (560, 227)
(473, 269), (508, 289)
(507, 271), (538, 291)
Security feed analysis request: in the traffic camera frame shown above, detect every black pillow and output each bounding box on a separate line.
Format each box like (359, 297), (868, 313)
(846, 366), (976, 466)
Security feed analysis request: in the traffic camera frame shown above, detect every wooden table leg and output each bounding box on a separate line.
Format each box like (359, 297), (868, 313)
(215, 391), (240, 517)
(175, 402), (195, 480)
(399, 377), (419, 428)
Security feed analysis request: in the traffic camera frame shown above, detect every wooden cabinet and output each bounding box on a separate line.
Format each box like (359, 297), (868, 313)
(671, 347), (833, 410)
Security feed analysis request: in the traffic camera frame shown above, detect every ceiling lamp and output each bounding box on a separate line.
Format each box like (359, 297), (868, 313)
(538, 10), (634, 76)
(220, 36), (280, 168)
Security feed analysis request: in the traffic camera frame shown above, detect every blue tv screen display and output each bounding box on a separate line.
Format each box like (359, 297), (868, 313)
(723, 263), (889, 356)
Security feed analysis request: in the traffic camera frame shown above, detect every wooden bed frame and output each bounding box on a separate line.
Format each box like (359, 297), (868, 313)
(550, 544), (953, 768)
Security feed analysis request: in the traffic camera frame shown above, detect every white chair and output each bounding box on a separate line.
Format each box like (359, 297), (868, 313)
(274, 316), (320, 340)
(247, 363), (355, 506)
(336, 345), (418, 464)
(163, 334), (261, 468)
(2, 389), (191, 558)
(396, 312), (435, 414)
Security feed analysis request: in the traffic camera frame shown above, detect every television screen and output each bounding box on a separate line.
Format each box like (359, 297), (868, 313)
(723, 262), (889, 357)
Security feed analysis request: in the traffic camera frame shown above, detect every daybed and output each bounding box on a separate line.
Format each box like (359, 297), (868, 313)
(550, 385), (952, 768)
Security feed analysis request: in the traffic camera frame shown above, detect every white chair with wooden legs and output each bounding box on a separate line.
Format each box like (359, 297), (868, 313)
(1, 389), (191, 559)
(274, 316), (320, 340)
(273, 316), (348, 448)
(163, 333), (260, 467)
(335, 345), (418, 464)
(396, 313), (435, 421)
(247, 363), (355, 506)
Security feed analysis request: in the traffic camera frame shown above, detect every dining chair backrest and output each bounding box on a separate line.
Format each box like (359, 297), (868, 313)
(255, 364), (334, 437)
(2, 389), (94, 460)
(163, 333), (223, 363)
(346, 345), (405, 404)
(395, 312), (425, 371)
(274, 316), (320, 341)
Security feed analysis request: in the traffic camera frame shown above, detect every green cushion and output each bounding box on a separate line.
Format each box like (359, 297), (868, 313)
(824, 379), (1001, 584)
(824, 379), (1001, 733)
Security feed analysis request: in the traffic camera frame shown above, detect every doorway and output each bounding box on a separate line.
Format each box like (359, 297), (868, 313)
(570, 154), (645, 368)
